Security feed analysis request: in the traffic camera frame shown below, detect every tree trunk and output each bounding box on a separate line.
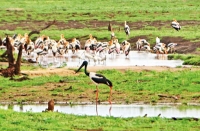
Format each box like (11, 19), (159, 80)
(15, 44), (23, 75)
(6, 36), (15, 68)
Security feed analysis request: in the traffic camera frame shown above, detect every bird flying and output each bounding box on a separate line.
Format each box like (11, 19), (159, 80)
(75, 61), (113, 104)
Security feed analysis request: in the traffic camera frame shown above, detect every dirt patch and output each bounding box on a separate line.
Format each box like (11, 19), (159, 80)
(21, 67), (77, 77)
(1, 20), (200, 31)
(1, 20), (200, 54)
(161, 36), (200, 54)
(20, 66), (199, 78)
(1, 19), (200, 104)
(0, 65), (200, 104)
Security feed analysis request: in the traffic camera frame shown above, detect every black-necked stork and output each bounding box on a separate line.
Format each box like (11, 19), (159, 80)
(75, 61), (113, 105)
(171, 19), (181, 31)
(124, 21), (130, 38)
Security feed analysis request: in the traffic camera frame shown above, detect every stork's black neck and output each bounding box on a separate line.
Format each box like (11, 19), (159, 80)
(84, 64), (89, 76)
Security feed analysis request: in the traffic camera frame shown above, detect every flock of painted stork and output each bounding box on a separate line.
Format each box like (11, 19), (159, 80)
(0, 20), (181, 66)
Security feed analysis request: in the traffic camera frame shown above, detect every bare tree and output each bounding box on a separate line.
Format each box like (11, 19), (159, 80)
(1, 36), (23, 77)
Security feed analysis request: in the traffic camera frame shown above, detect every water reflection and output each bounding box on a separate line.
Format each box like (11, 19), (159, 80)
(1, 104), (200, 118)
(22, 50), (183, 68)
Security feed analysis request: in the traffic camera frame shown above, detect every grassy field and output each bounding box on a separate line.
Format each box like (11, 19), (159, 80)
(1, 0), (200, 130)
(168, 54), (200, 66)
(0, 109), (200, 131)
(0, 68), (200, 104)
(0, 0), (200, 42)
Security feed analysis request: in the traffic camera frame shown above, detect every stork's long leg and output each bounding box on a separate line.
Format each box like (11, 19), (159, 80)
(109, 87), (112, 105)
(96, 85), (99, 116)
(96, 85), (99, 103)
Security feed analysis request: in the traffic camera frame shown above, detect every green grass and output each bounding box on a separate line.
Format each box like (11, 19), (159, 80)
(1, 1), (200, 130)
(168, 54), (200, 66)
(0, 69), (200, 104)
(0, 75), (62, 88)
(0, 0), (200, 43)
(0, 49), (40, 70)
(0, 109), (200, 131)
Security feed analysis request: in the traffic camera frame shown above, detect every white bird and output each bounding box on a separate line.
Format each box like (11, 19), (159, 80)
(108, 40), (117, 58)
(124, 21), (130, 38)
(96, 42), (108, 54)
(110, 29), (115, 40)
(156, 37), (160, 45)
(124, 41), (131, 57)
(113, 38), (120, 54)
(142, 45), (151, 52)
(136, 39), (149, 51)
(26, 42), (35, 55)
(33, 48), (48, 64)
(121, 40), (128, 53)
(153, 43), (166, 54)
(167, 43), (178, 53)
(171, 19), (181, 31)
(70, 38), (81, 54)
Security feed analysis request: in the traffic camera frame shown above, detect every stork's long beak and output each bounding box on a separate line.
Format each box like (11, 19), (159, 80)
(75, 62), (85, 73)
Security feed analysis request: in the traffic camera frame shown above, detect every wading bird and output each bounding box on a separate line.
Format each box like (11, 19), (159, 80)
(124, 21), (130, 38)
(167, 43), (178, 53)
(124, 41), (131, 57)
(171, 19), (181, 31)
(75, 61), (113, 105)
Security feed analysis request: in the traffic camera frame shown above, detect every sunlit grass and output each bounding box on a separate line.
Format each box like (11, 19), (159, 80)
(0, 109), (200, 131)
(168, 54), (200, 66)
(0, 69), (200, 104)
(0, 1), (200, 130)
(0, 0), (200, 43)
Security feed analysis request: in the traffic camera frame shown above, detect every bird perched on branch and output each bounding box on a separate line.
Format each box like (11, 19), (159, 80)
(124, 21), (130, 38)
(171, 19), (181, 31)
(75, 61), (113, 105)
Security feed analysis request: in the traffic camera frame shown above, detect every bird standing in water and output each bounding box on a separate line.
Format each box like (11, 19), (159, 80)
(75, 61), (113, 105)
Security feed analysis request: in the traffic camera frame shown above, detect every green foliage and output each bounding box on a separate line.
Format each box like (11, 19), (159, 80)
(0, 75), (62, 88)
(168, 54), (200, 66)
(0, 69), (200, 104)
(0, 109), (200, 131)
(0, 0), (200, 42)
(0, 1), (200, 129)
